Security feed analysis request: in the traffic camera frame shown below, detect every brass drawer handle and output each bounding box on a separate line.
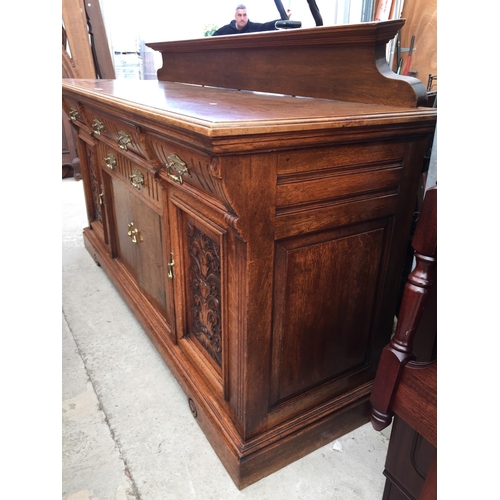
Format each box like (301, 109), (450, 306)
(167, 251), (174, 279)
(69, 107), (80, 122)
(92, 118), (104, 136)
(127, 222), (141, 243)
(129, 169), (144, 190)
(104, 152), (117, 170)
(99, 190), (104, 205)
(166, 154), (189, 185)
(117, 130), (131, 150)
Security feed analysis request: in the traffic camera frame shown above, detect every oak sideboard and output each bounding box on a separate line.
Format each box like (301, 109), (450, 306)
(62, 20), (437, 489)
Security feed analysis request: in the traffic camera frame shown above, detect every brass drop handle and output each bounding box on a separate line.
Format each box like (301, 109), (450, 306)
(104, 152), (117, 170)
(117, 130), (131, 150)
(99, 190), (104, 205)
(129, 169), (144, 190)
(166, 154), (189, 185)
(92, 118), (104, 136)
(167, 251), (174, 279)
(127, 222), (141, 243)
(69, 107), (80, 122)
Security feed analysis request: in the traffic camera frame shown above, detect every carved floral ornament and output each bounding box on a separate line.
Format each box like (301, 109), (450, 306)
(187, 222), (222, 367)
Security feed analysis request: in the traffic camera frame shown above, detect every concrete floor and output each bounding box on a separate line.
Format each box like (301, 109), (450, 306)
(62, 176), (391, 500)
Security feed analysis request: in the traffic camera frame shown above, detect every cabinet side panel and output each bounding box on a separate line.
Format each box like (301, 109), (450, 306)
(270, 224), (385, 406)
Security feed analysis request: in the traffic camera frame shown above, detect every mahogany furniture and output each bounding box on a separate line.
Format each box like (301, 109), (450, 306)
(370, 186), (437, 499)
(62, 20), (437, 489)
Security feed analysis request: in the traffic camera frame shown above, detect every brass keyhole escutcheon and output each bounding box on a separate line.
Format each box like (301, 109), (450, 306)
(165, 154), (189, 185)
(167, 251), (174, 279)
(104, 152), (117, 170)
(129, 169), (144, 190)
(127, 222), (141, 243)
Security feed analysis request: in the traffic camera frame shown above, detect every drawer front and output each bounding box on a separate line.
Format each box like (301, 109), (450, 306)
(85, 107), (149, 160)
(147, 133), (218, 197)
(277, 141), (405, 208)
(276, 141), (406, 177)
(275, 141), (406, 239)
(62, 97), (88, 129)
(97, 142), (163, 212)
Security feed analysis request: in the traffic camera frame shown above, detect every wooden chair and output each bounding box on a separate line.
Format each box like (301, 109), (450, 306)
(370, 185), (437, 500)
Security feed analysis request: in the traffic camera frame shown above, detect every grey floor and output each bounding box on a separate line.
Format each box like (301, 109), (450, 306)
(62, 176), (391, 500)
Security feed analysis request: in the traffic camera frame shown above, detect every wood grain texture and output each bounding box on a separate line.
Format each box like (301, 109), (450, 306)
(62, 0), (96, 79)
(148, 20), (428, 107)
(398, 0), (437, 88)
(62, 22), (436, 488)
(370, 186), (437, 499)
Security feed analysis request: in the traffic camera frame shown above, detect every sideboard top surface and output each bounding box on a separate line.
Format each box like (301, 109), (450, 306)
(62, 79), (436, 140)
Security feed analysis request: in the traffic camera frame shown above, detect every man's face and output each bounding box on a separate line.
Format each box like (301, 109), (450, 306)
(235, 8), (248, 30)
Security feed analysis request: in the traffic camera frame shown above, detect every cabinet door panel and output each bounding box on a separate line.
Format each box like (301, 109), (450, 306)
(169, 190), (227, 398)
(111, 177), (168, 317)
(78, 135), (108, 246)
(270, 219), (389, 408)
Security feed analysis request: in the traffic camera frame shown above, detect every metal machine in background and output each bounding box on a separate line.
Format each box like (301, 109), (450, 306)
(273, 0), (323, 29)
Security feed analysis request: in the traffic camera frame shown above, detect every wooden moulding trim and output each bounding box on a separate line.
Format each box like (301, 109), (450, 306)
(62, 81), (436, 147)
(146, 20), (406, 52)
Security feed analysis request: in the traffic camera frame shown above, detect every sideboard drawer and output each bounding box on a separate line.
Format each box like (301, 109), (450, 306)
(62, 97), (88, 130)
(97, 142), (163, 212)
(86, 108), (149, 160)
(147, 133), (218, 197)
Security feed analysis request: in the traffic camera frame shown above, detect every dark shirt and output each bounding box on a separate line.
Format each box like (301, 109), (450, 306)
(212, 19), (280, 36)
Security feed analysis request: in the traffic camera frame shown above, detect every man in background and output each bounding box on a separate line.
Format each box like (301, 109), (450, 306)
(212, 4), (291, 36)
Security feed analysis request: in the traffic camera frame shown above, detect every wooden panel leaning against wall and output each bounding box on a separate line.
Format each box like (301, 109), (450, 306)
(62, 0), (115, 180)
(399, 0), (437, 89)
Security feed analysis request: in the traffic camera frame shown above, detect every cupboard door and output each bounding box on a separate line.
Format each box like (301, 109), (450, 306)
(77, 135), (109, 247)
(109, 175), (172, 326)
(168, 188), (227, 398)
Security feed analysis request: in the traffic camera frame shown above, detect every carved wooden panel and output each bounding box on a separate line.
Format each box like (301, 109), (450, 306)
(170, 193), (227, 384)
(185, 221), (223, 367)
